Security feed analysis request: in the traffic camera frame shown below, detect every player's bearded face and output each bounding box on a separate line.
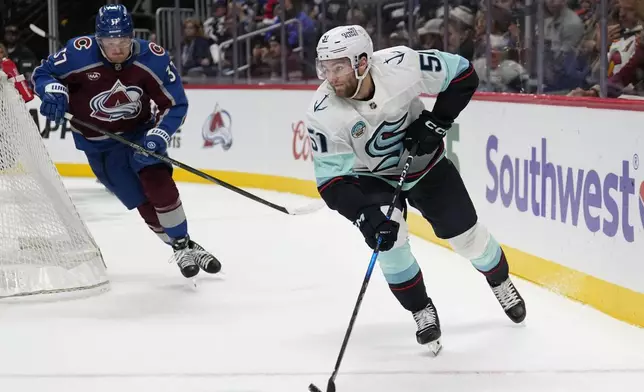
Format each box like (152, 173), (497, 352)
(317, 58), (358, 98)
(98, 37), (132, 63)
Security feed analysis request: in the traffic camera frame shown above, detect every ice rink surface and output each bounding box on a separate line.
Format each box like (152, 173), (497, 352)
(1, 178), (643, 392)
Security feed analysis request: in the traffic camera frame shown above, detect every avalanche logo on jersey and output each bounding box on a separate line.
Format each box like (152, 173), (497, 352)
(89, 80), (143, 121)
(365, 113), (408, 172)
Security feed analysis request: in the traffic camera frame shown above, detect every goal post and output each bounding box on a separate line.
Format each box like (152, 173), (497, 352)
(0, 70), (109, 299)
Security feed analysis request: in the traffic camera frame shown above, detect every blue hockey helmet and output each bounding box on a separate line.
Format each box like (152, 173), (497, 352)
(95, 4), (134, 39)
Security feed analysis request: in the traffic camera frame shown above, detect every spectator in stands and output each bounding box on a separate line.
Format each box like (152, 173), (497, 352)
(346, 7), (368, 30)
(311, 0), (351, 32)
(417, 18), (443, 50)
(569, 0), (644, 97)
(265, 0), (317, 78)
(446, 6), (476, 60)
(539, 0), (587, 91)
(180, 18), (215, 77)
(569, 31), (644, 97)
(606, 0), (643, 78)
(575, 0), (595, 23)
(250, 40), (271, 78)
(389, 29), (410, 48)
(265, 35), (288, 79)
(203, 0), (231, 66)
(473, 34), (533, 92)
(494, 0), (516, 12)
(261, 0), (280, 26)
(268, 0), (316, 48)
(230, 0), (257, 33)
(2, 25), (36, 77)
(488, 5), (521, 55)
(0, 43), (6, 60)
(250, 34), (296, 80)
(549, 0), (583, 39)
(583, 0), (643, 84)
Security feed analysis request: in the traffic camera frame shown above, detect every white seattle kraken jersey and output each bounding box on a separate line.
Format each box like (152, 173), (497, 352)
(305, 45), (470, 191)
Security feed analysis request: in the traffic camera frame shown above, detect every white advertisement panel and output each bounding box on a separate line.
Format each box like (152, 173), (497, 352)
(173, 89), (316, 181)
(449, 101), (644, 293)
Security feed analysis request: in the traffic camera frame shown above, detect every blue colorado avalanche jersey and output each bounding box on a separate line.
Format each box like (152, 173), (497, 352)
(32, 36), (187, 152)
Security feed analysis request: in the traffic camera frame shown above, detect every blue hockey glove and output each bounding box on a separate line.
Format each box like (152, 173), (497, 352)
(133, 128), (171, 165)
(403, 110), (451, 156)
(39, 83), (68, 124)
(354, 206), (400, 252)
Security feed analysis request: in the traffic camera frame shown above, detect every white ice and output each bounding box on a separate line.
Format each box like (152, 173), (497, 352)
(1, 178), (643, 392)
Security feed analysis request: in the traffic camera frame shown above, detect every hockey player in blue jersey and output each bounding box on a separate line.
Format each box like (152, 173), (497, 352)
(32, 4), (221, 279)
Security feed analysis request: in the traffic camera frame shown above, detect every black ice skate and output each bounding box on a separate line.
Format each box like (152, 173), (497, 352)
(189, 240), (222, 274)
(413, 300), (442, 356)
(489, 277), (526, 323)
(171, 236), (199, 278)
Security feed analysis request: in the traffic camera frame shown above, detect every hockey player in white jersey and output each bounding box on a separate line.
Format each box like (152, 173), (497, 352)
(306, 25), (526, 352)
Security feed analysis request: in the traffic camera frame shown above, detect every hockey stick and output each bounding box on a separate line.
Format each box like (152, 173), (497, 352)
(29, 24), (63, 47)
(63, 113), (325, 215)
(308, 143), (419, 392)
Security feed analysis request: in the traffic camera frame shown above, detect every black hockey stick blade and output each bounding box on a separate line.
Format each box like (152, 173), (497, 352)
(308, 379), (335, 392)
(63, 113), (324, 215)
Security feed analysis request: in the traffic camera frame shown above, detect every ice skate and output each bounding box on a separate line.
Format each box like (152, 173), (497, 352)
(171, 236), (199, 278)
(189, 240), (222, 274)
(489, 277), (526, 324)
(413, 299), (442, 356)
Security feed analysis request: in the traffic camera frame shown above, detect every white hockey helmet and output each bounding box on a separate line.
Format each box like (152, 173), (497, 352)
(315, 25), (373, 83)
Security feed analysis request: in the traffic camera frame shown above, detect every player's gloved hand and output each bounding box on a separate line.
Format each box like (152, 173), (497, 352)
(354, 206), (400, 251)
(39, 83), (68, 124)
(403, 110), (452, 156)
(133, 128), (171, 165)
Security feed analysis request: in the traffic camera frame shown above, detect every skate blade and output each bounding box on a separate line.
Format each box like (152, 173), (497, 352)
(426, 339), (442, 356)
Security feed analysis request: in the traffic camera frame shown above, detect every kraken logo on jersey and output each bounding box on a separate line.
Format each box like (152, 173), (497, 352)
(89, 80), (143, 121)
(366, 113), (408, 172)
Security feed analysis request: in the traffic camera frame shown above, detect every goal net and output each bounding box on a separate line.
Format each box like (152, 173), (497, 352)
(0, 70), (109, 299)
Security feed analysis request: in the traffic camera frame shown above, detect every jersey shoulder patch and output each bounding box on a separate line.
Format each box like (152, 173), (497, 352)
(71, 36), (94, 51)
(133, 39), (172, 78)
(136, 39), (169, 58)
